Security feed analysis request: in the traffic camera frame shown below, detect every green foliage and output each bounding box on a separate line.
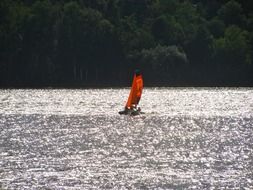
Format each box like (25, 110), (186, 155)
(0, 0), (252, 86)
(140, 45), (187, 68)
(175, 1), (201, 44)
(137, 45), (187, 80)
(132, 44), (188, 83)
(214, 25), (251, 66)
(152, 15), (169, 43)
(208, 17), (225, 38)
(187, 25), (214, 65)
(218, 0), (245, 27)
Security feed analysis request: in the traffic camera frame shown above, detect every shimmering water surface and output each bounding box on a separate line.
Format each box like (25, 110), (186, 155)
(0, 88), (253, 189)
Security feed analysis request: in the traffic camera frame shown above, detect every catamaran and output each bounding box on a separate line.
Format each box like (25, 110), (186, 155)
(119, 70), (143, 116)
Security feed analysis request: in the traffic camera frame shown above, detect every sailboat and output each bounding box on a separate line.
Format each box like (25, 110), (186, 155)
(119, 70), (144, 116)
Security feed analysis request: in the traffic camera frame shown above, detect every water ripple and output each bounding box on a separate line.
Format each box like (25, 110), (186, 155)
(0, 88), (253, 189)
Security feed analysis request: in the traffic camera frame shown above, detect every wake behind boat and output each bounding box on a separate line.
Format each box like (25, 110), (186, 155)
(119, 70), (143, 116)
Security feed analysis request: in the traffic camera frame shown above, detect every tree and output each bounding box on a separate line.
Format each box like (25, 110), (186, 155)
(0, 0), (11, 83)
(0, 0), (253, 87)
(137, 45), (188, 82)
(218, 0), (245, 27)
(57, 1), (119, 83)
(175, 1), (200, 45)
(186, 25), (214, 66)
(208, 17), (225, 38)
(151, 15), (169, 44)
(214, 25), (251, 66)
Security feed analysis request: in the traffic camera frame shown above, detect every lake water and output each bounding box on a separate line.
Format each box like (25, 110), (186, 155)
(0, 88), (252, 189)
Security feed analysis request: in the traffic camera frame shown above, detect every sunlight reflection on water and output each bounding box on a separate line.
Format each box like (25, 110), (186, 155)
(0, 88), (253, 189)
(0, 88), (252, 117)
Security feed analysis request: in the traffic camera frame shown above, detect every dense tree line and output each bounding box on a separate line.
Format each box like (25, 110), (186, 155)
(0, 0), (252, 87)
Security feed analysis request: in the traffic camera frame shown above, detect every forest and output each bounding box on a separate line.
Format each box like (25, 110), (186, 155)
(0, 0), (253, 87)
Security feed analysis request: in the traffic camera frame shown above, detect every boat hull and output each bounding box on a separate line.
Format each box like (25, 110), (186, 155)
(119, 107), (144, 116)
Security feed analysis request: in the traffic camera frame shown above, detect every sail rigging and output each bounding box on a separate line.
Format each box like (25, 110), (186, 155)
(126, 73), (143, 108)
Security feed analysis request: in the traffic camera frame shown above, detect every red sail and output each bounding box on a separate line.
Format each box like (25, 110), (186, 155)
(126, 74), (143, 108)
